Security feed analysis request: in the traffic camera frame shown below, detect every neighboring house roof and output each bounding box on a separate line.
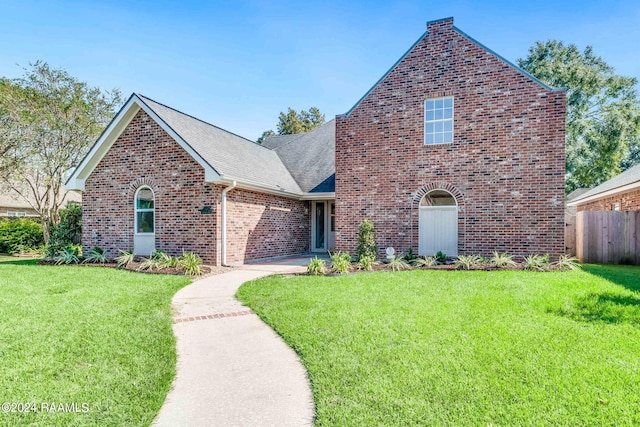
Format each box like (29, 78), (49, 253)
(137, 95), (303, 194)
(0, 186), (81, 210)
(262, 119), (335, 193)
(67, 93), (335, 198)
(566, 188), (590, 202)
(567, 164), (640, 206)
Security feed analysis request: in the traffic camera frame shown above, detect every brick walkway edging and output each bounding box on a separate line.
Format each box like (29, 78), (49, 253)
(174, 310), (253, 323)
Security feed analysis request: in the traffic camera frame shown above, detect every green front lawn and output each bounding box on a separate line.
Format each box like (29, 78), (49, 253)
(238, 265), (640, 426)
(0, 258), (190, 426)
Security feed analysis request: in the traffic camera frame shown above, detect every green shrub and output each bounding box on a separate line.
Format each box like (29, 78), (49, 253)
(523, 254), (550, 271)
(356, 254), (375, 271)
(83, 246), (107, 264)
(555, 254), (580, 270)
(388, 255), (411, 271)
(115, 250), (134, 268)
(0, 218), (44, 254)
(330, 251), (352, 274)
(138, 257), (162, 271)
(413, 256), (437, 267)
(53, 247), (80, 265)
(491, 251), (517, 268)
(357, 219), (377, 261)
(454, 255), (483, 270)
(405, 247), (417, 263)
(435, 251), (447, 264)
(45, 202), (82, 257)
(179, 251), (204, 276)
(307, 256), (327, 275)
(155, 250), (180, 268)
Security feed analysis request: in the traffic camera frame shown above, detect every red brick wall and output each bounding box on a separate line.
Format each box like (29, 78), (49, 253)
(225, 188), (309, 264)
(83, 109), (310, 264)
(83, 109), (220, 263)
(335, 18), (566, 258)
(577, 188), (640, 212)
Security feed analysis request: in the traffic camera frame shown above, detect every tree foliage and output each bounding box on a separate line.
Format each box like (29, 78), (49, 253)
(257, 107), (325, 143)
(517, 41), (640, 192)
(0, 61), (122, 240)
(256, 129), (276, 144)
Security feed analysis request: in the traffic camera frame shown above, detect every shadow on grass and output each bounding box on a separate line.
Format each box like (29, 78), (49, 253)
(0, 258), (41, 266)
(552, 292), (640, 326)
(581, 264), (640, 293)
(551, 264), (640, 326)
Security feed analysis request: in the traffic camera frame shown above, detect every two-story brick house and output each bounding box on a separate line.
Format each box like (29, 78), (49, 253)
(67, 17), (566, 264)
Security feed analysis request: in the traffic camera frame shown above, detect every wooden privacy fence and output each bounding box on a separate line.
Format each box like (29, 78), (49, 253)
(575, 210), (640, 264)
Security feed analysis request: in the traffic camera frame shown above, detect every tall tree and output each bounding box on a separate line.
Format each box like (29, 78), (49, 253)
(257, 107), (325, 143)
(518, 40), (640, 192)
(0, 62), (122, 240)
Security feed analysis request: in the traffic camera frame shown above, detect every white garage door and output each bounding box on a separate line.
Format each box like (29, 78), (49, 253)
(419, 206), (458, 257)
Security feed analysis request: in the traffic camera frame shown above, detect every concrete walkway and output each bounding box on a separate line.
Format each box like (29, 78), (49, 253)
(153, 257), (315, 427)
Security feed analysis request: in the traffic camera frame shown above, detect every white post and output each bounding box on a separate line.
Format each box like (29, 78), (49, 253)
(221, 181), (237, 266)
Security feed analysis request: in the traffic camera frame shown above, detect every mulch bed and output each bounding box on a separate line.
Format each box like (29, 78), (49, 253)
(38, 259), (233, 277)
(303, 262), (572, 276)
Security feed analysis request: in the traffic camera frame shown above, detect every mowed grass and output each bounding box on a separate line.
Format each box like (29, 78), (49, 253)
(0, 257), (190, 426)
(237, 265), (640, 426)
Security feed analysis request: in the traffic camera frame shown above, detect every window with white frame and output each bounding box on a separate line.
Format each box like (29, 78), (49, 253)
(613, 202), (621, 211)
(135, 187), (155, 233)
(425, 96), (453, 145)
(7, 211), (26, 218)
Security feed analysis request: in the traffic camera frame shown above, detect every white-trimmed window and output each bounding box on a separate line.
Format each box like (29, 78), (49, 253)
(425, 96), (453, 145)
(135, 187), (155, 234)
(7, 211), (26, 218)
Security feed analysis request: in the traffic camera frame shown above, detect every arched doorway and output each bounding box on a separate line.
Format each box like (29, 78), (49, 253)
(419, 189), (458, 256)
(134, 186), (155, 256)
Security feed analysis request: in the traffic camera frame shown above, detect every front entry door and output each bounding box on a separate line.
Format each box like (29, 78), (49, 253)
(311, 201), (335, 252)
(328, 202), (335, 251)
(312, 201), (326, 252)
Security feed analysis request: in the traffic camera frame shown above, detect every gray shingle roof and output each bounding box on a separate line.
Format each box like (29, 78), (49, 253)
(138, 95), (303, 194)
(262, 119), (335, 193)
(571, 163), (640, 203)
(0, 186), (81, 209)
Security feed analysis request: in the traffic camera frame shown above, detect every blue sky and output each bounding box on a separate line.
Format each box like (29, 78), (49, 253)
(1, 0), (639, 140)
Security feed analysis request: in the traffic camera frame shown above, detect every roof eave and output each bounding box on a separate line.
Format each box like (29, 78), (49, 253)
(567, 181), (640, 206)
(215, 176), (303, 199)
(301, 192), (335, 200)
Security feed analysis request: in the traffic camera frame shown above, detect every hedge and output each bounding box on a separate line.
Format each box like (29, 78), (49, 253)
(0, 218), (44, 254)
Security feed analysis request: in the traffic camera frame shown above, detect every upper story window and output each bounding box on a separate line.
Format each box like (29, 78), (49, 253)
(135, 186), (155, 234)
(425, 97), (453, 145)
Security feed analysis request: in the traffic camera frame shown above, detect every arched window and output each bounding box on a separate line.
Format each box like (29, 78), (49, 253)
(135, 186), (155, 234)
(420, 189), (457, 207)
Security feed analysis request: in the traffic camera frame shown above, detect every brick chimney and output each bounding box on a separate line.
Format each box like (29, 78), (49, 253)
(426, 17), (454, 32)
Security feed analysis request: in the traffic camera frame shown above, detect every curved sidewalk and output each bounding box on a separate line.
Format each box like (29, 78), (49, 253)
(153, 258), (314, 427)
